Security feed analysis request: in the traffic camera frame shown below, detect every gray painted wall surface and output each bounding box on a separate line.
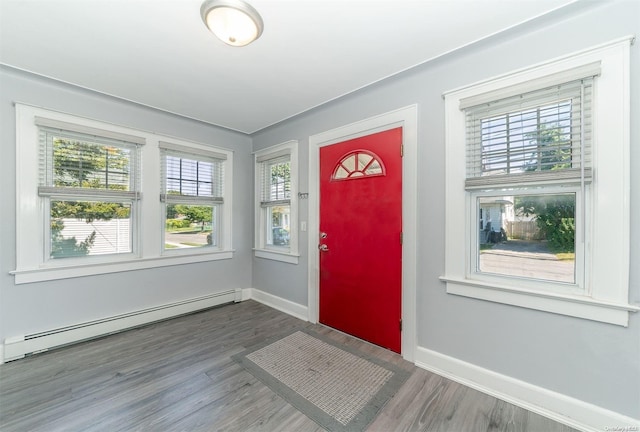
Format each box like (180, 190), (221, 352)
(0, 67), (253, 341)
(251, 1), (640, 418)
(1, 0), (638, 422)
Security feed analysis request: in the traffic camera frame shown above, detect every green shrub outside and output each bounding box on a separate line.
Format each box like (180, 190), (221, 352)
(538, 216), (575, 253)
(165, 219), (192, 229)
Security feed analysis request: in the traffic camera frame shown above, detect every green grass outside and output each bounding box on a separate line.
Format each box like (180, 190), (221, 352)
(555, 252), (575, 261)
(166, 227), (212, 234)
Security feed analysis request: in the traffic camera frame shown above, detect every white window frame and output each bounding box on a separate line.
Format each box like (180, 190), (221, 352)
(37, 120), (143, 262)
(13, 104), (234, 284)
(469, 187), (586, 295)
(254, 140), (299, 264)
(159, 141), (228, 255)
(441, 37), (638, 326)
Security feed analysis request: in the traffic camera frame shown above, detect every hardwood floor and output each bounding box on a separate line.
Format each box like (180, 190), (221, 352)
(0, 300), (576, 432)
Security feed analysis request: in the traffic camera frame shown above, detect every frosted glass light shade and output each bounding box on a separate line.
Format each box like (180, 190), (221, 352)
(201, 0), (264, 47)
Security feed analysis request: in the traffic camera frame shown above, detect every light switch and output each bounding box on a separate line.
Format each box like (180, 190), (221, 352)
(301, 221), (307, 232)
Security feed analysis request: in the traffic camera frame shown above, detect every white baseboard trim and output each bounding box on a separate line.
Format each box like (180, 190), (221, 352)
(3, 289), (242, 363)
(245, 288), (309, 322)
(8, 287), (633, 432)
(415, 346), (639, 432)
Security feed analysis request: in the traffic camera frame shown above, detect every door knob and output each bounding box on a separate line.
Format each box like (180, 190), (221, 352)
(318, 244), (329, 252)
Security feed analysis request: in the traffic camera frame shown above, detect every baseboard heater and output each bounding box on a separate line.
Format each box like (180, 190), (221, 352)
(3, 289), (242, 362)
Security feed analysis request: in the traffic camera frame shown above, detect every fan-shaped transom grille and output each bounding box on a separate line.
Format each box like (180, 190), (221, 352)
(332, 150), (385, 181)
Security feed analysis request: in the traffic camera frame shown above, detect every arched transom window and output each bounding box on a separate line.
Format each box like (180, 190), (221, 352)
(331, 150), (385, 181)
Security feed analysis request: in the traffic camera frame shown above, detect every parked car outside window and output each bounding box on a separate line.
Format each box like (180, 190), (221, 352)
(272, 227), (290, 245)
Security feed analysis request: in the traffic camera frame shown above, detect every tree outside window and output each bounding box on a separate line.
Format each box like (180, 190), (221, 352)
(48, 137), (134, 258)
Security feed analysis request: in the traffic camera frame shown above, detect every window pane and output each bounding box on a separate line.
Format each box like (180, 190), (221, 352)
(268, 161), (291, 201)
(331, 151), (385, 180)
(266, 205), (290, 246)
(165, 204), (216, 249)
(50, 200), (132, 258)
(480, 101), (573, 176)
(165, 155), (218, 197)
(477, 193), (575, 283)
(365, 160), (383, 175)
(52, 137), (132, 190)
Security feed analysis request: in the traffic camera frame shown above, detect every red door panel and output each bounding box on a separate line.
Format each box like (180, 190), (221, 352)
(319, 127), (402, 353)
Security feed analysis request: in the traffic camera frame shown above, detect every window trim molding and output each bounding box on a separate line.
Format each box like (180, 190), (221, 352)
(440, 277), (639, 327)
(254, 249), (300, 264)
(253, 140), (299, 264)
(469, 187), (586, 294)
(442, 37), (636, 326)
(12, 251), (235, 284)
(159, 139), (229, 254)
(13, 104), (235, 284)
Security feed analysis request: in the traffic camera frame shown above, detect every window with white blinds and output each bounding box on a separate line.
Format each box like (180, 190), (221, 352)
(259, 154), (291, 207)
(258, 154), (291, 248)
(15, 103), (236, 283)
(160, 142), (226, 250)
(37, 121), (142, 259)
(160, 142), (225, 204)
(442, 38), (635, 326)
(463, 72), (597, 190)
(457, 68), (601, 289)
(254, 141), (298, 263)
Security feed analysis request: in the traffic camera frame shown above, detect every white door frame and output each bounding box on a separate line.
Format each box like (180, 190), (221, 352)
(307, 105), (418, 362)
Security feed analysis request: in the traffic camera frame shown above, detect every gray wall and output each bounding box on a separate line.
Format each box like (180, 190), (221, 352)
(251, 0), (640, 418)
(1, 0), (638, 421)
(0, 67), (254, 341)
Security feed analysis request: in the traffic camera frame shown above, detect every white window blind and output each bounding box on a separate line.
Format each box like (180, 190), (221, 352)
(260, 155), (291, 207)
(159, 143), (224, 205)
(254, 140), (298, 261)
(38, 126), (141, 199)
(463, 75), (596, 190)
(37, 124), (141, 259)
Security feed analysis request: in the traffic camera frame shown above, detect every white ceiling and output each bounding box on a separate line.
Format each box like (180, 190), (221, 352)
(1, 0), (576, 134)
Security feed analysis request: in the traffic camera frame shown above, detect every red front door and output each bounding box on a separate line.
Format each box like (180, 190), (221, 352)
(319, 127), (403, 353)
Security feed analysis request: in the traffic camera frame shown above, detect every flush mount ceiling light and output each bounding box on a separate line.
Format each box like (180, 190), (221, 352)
(201, 0), (264, 47)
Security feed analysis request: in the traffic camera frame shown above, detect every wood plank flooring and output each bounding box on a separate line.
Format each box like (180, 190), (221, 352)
(0, 300), (577, 432)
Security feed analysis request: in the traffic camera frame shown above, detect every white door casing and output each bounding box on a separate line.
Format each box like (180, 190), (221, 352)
(307, 105), (418, 362)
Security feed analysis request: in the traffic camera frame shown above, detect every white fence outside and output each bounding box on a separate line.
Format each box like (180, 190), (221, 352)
(506, 220), (542, 240)
(59, 218), (131, 255)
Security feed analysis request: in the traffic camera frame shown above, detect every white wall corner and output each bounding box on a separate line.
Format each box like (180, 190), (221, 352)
(247, 288), (309, 322)
(234, 288), (243, 302)
(241, 288), (253, 302)
(415, 346), (639, 432)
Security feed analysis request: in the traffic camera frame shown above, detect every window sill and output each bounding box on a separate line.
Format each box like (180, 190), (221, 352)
(440, 276), (639, 327)
(11, 250), (234, 284)
(254, 249), (299, 264)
